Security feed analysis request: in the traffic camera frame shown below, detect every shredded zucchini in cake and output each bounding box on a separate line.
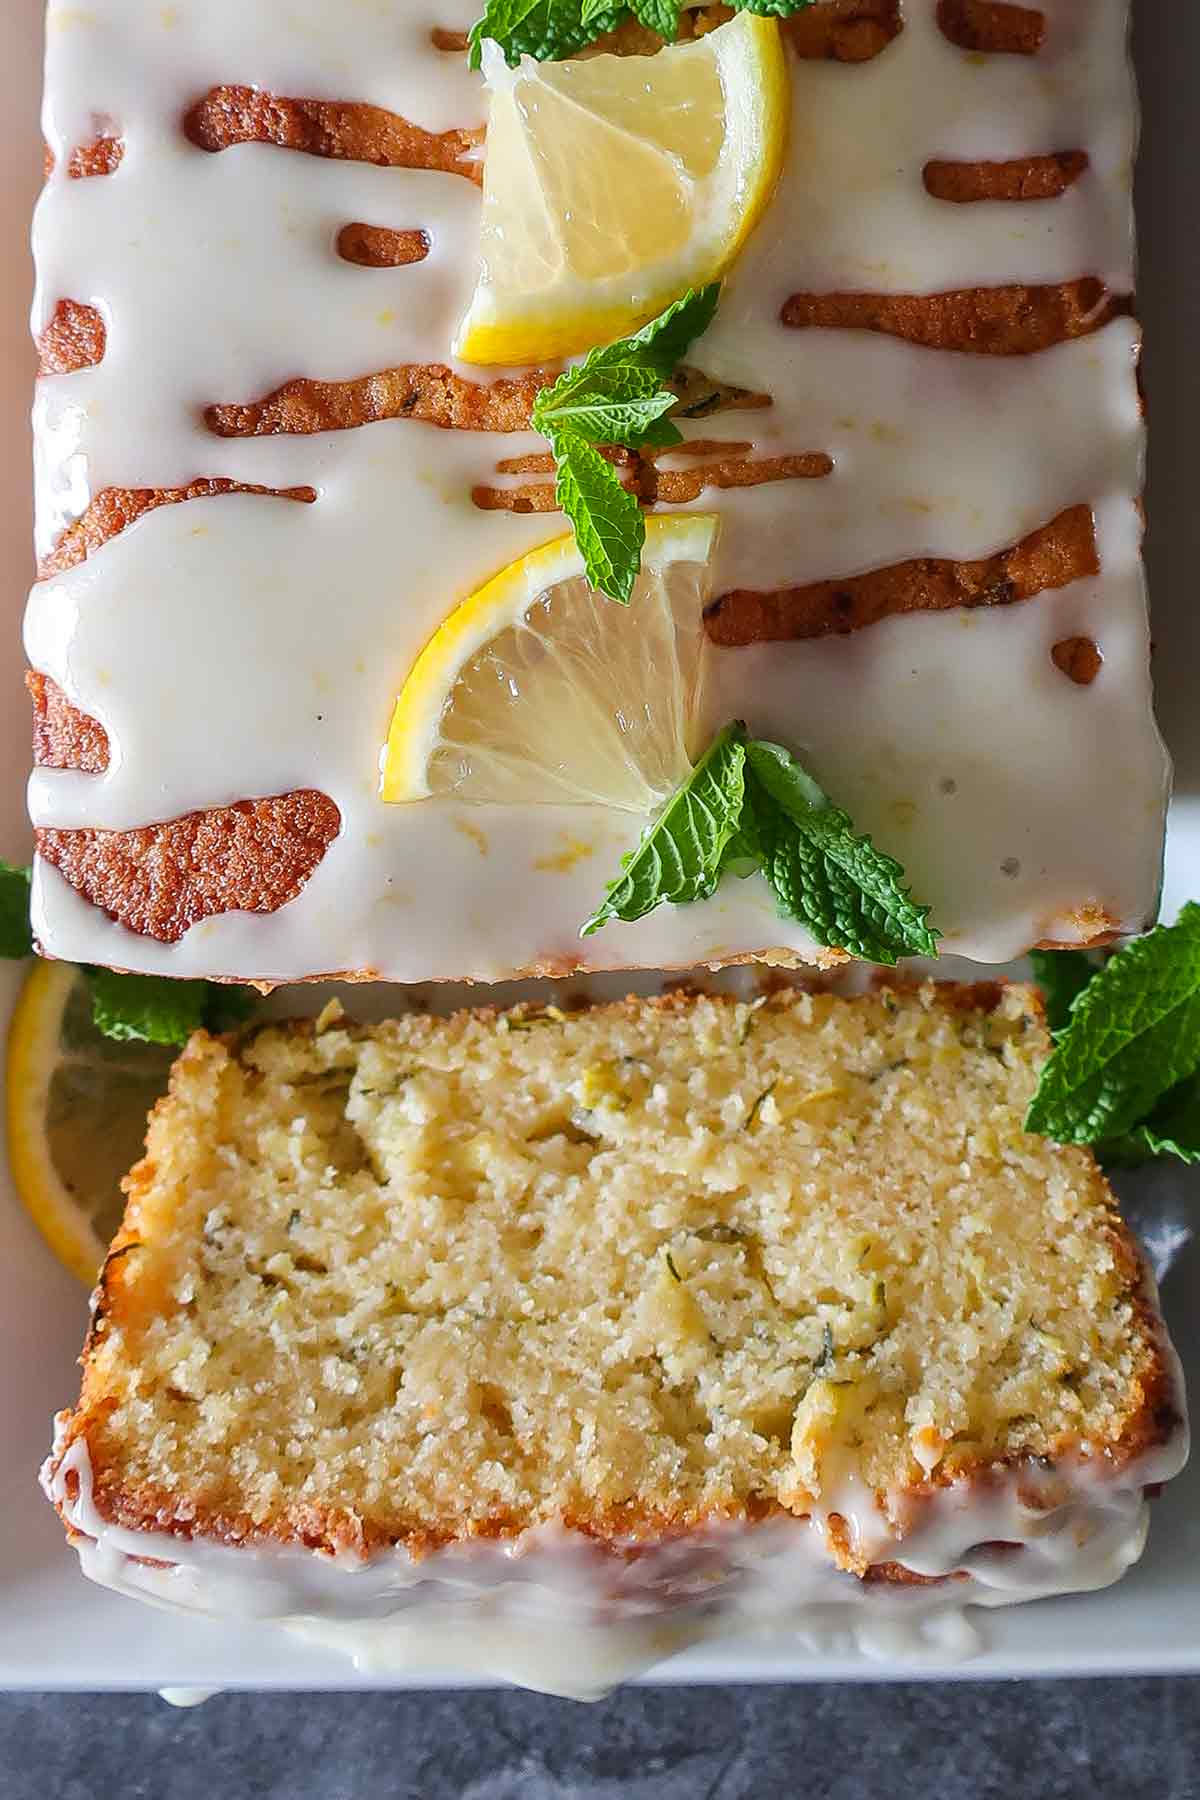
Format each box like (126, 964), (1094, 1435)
(79, 987), (1155, 1558)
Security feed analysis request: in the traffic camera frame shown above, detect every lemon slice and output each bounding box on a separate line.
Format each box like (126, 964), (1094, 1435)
(455, 11), (789, 365)
(6, 959), (174, 1285)
(381, 512), (718, 810)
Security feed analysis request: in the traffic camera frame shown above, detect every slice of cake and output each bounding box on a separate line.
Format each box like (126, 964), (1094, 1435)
(43, 984), (1187, 1695)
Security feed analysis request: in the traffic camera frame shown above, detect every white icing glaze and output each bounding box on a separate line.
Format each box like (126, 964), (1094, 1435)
(26, 0), (1166, 977)
(157, 1687), (220, 1708)
(44, 1395), (1189, 1699)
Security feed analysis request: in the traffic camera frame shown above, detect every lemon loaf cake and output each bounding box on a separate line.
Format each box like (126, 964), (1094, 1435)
(44, 984), (1187, 1693)
(26, 0), (1165, 980)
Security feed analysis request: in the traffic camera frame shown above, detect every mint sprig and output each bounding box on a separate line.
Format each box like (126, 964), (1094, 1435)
(582, 722), (938, 963)
(582, 723), (746, 934)
(89, 970), (213, 1047)
(469, 0), (626, 68)
(626, 0), (681, 36)
(0, 860), (33, 960)
(1100, 1075), (1200, 1168)
(1026, 904), (1200, 1150)
(88, 969), (256, 1048)
(1123, 1076), (1200, 1164)
(530, 285), (721, 604)
(548, 433), (647, 604)
(469, 0), (816, 65)
(1, 858), (254, 1045)
(1028, 947), (1103, 1036)
(743, 739), (940, 964)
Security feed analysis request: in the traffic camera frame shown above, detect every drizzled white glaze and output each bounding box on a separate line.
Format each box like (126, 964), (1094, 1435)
(44, 1403), (1189, 1699)
(26, 0), (1165, 977)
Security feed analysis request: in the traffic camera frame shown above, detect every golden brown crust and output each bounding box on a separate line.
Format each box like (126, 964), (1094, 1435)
(1051, 636), (1103, 687)
(205, 359), (771, 446)
(183, 85), (483, 179)
(923, 151), (1088, 204)
(703, 504), (1098, 645)
(863, 1560), (967, 1587)
(37, 479), (316, 580)
(35, 793), (342, 943)
(205, 364), (552, 438)
(1035, 912), (1124, 955)
(937, 0), (1046, 55)
(60, 136), (125, 178)
(783, 0), (902, 62)
(335, 223), (430, 268)
(644, 448), (834, 503)
(26, 671), (110, 773)
(473, 443), (833, 512)
(37, 298), (105, 376)
(781, 280), (1130, 354)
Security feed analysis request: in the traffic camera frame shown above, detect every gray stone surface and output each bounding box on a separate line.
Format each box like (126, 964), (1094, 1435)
(0, 1680), (1199, 1798)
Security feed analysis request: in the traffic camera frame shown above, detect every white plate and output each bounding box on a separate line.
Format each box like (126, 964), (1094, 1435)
(2, 1), (1198, 1691)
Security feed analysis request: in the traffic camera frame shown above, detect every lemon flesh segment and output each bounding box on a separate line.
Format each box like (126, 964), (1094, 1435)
(6, 959), (174, 1286)
(381, 513), (719, 811)
(455, 11), (789, 366)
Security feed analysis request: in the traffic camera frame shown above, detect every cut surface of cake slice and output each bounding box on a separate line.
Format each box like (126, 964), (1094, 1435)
(43, 984), (1187, 1694)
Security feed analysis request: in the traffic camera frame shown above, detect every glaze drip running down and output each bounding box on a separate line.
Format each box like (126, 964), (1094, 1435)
(44, 1399), (1190, 1698)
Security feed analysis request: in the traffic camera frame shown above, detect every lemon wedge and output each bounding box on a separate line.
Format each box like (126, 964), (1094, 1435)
(6, 959), (174, 1285)
(381, 513), (718, 810)
(455, 11), (789, 365)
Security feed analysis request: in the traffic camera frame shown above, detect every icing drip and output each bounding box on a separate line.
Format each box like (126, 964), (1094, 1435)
(44, 1399), (1189, 1700)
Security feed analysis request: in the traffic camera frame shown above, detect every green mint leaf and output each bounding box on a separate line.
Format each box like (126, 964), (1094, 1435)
(744, 739), (940, 964)
(468, 0), (546, 67)
(534, 288), (720, 597)
(89, 970), (212, 1047)
(586, 284), (722, 383)
(726, 0), (818, 15)
(532, 383), (680, 450)
(1126, 1073), (1200, 1164)
(88, 971), (258, 1047)
(1024, 903), (1200, 1145)
(550, 428), (645, 603)
(469, 0), (628, 67)
(0, 860), (33, 959)
(1097, 1072), (1200, 1168)
(633, 413), (687, 450)
(628, 0), (681, 38)
(532, 361), (661, 419)
(744, 737), (829, 816)
(1028, 948), (1103, 1036)
(532, 287), (721, 447)
(719, 826), (760, 881)
(582, 724), (747, 935)
(467, 0), (817, 71)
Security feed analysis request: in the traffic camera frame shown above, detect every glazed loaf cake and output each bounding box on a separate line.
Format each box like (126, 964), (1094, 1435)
(26, 0), (1165, 981)
(43, 984), (1187, 1692)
